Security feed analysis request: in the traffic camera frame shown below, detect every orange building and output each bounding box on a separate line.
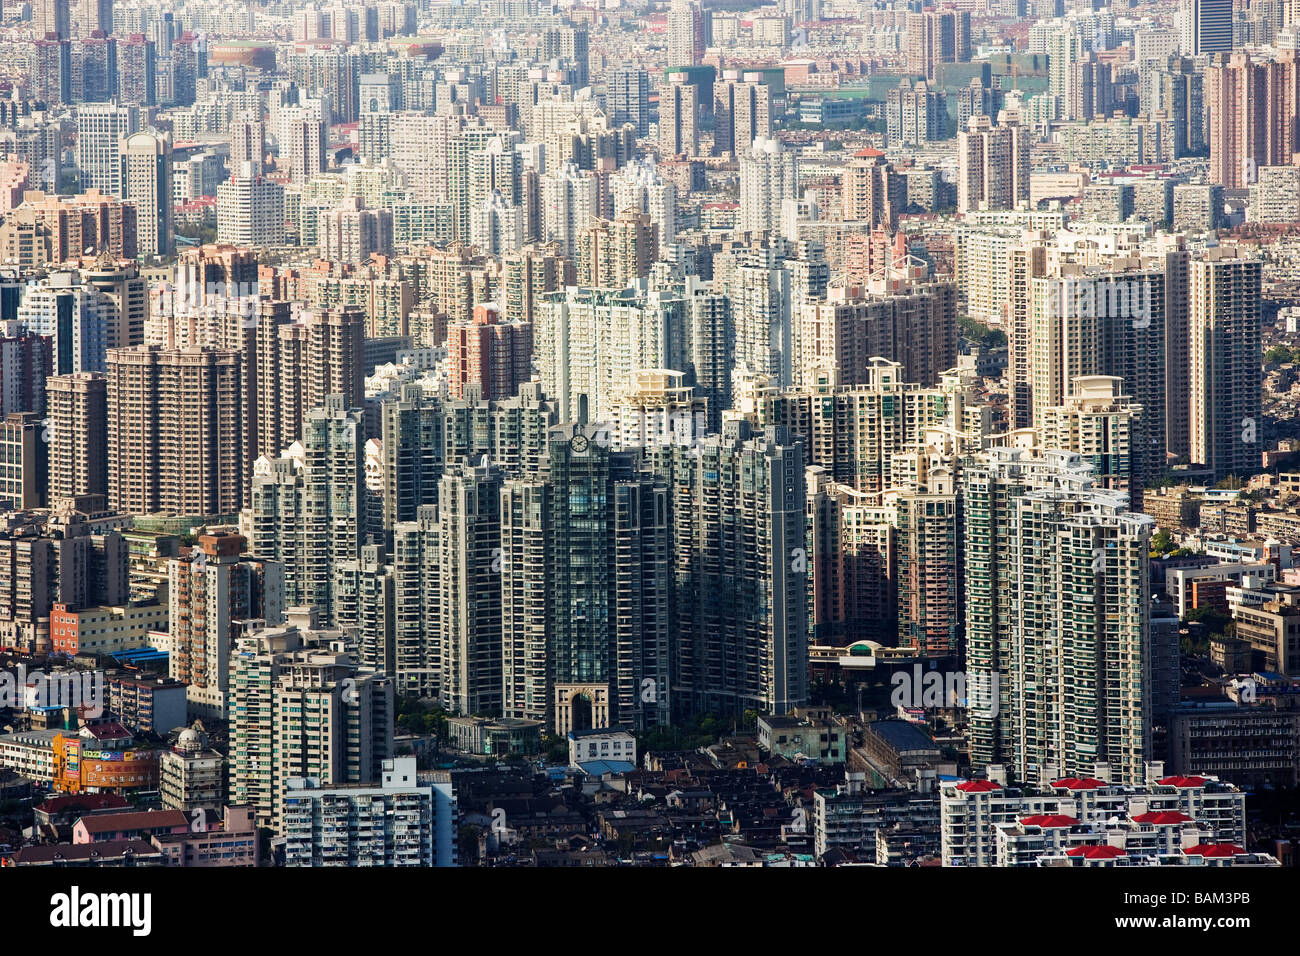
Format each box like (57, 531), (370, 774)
(49, 604), (80, 656)
(52, 725), (159, 793)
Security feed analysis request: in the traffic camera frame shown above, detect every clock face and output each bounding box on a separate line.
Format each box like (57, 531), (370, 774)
(570, 434), (590, 454)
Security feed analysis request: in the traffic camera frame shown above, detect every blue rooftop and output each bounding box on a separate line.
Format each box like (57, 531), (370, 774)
(112, 647), (168, 663)
(576, 759), (635, 776)
(867, 719), (939, 752)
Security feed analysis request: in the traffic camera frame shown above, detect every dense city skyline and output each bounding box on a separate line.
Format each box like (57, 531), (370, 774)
(0, 0), (1291, 910)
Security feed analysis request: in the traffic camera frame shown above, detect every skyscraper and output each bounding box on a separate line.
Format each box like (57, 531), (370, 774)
(468, 190), (523, 256)
(1188, 252), (1263, 480)
(957, 113), (1031, 214)
(116, 34), (156, 107)
(535, 285), (689, 422)
(611, 158), (676, 253)
(279, 108), (328, 182)
(277, 306), (365, 447)
(667, 0), (707, 67)
(1038, 375), (1145, 509)
(542, 422), (670, 733)
(609, 67), (650, 137)
(714, 73), (772, 159)
(119, 130), (172, 258)
(105, 345), (244, 518)
(446, 303), (533, 401)
(1205, 53), (1300, 189)
(739, 137), (797, 235)
(391, 508), (441, 698)
(70, 33), (116, 104)
(36, 0), (72, 39)
(250, 396), (369, 625)
(650, 422), (807, 719)
(841, 148), (904, 229)
(541, 26), (590, 89)
(436, 462), (504, 716)
(76, 102), (139, 195)
(1026, 266), (1166, 477)
(894, 458), (961, 660)
(15, 271), (108, 374)
(574, 210), (658, 289)
(46, 372), (107, 500)
(229, 112), (266, 177)
(317, 197), (394, 264)
(229, 616), (394, 830)
(906, 8), (971, 81)
(659, 73), (699, 158)
(0, 321), (52, 417)
(74, 0), (112, 37)
(168, 531), (284, 719)
(1182, 0), (1234, 53)
(962, 448), (1153, 785)
(216, 166), (286, 247)
(30, 37), (72, 106)
(82, 256), (147, 350)
(500, 478), (550, 723)
(541, 161), (600, 258)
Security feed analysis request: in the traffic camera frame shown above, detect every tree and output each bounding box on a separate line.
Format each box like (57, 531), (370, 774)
(1266, 344), (1298, 365)
(543, 735), (568, 765)
(958, 315), (1007, 350)
(458, 825), (481, 865)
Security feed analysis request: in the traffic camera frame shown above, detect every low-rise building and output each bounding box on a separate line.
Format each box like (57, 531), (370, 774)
(813, 773), (940, 859)
(1, 839), (165, 867)
(1143, 486), (1201, 530)
(860, 719), (942, 781)
(106, 674), (187, 735)
(52, 722), (159, 794)
(50, 601), (169, 658)
(567, 728), (637, 770)
(72, 808), (190, 844)
(159, 726), (225, 810)
(1232, 601), (1300, 676)
(150, 805), (258, 867)
(1168, 701), (1300, 788)
(1211, 635), (1254, 673)
(446, 716), (544, 756)
(1168, 562), (1275, 618)
(1038, 843), (1280, 867)
(940, 764), (1247, 866)
(875, 822), (941, 865)
(281, 758), (457, 867)
(0, 728), (61, 782)
(757, 710), (847, 764)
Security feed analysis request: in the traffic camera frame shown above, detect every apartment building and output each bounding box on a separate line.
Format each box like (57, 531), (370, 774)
(228, 615), (395, 831)
(940, 765), (1247, 866)
(281, 757), (456, 867)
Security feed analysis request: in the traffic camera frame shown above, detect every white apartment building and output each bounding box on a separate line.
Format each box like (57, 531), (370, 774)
(940, 764), (1248, 866)
(281, 757), (457, 866)
(567, 729), (637, 768)
(75, 102), (140, 196)
(217, 165), (286, 247)
(739, 138), (797, 235)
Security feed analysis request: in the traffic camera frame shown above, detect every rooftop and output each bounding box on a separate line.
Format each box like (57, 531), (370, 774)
(76, 810), (188, 835)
